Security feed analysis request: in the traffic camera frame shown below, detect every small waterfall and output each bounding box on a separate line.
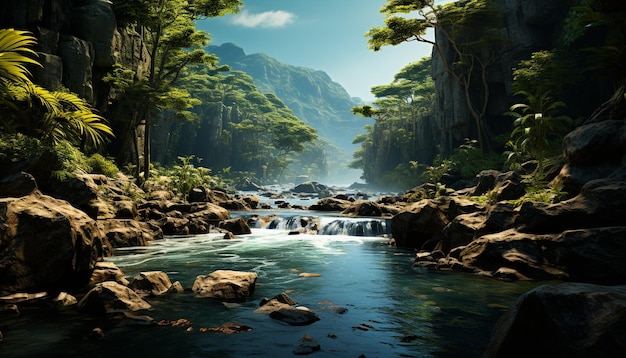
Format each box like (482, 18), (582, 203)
(245, 214), (391, 237)
(318, 218), (391, 237)
(247, 215), (320, 231)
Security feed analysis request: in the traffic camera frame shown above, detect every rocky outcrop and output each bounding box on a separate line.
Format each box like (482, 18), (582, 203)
(0, 0), (150, 109)
(397, 94), (626, 283)
(0, 192), (105, 295)
(430, 0), (570, 157)
(554, 118), (626, 195)
(484, 283), (626, 357)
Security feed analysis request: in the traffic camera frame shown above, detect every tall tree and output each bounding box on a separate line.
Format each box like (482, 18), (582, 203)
(351, 58), (434, 188)
(367, 0), (505, 152)
(108, 0), (241, 184)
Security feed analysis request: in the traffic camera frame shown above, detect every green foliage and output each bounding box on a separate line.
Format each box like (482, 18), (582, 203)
(50, 141), (92, 181)
(505, 91), (572, 172)
(87, 154), (120, 178)
(145, 155), (221, 200)
(0, 28), (40, 83)
(380, 163), (422, 190)
(403, 182), (449, 202)
(512, 50), (578, 97)
(0, 29), (113, 149)
(0, 133), (42, 165)
(368, 0), (507, 152)
(350, 58), (436, 188)
(422, 139), (503, 184)
(510, 181), (568, 207)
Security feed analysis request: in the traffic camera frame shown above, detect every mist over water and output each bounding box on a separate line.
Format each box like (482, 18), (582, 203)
(0, 213), (542, 357)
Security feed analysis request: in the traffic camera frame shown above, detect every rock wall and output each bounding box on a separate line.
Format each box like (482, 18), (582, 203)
(430, 0), (568, 156)
(0, 0), (150, 110)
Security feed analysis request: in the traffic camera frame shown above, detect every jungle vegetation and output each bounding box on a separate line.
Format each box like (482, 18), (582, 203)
(349, 0), (626, 190)
(1, 0), (625, 195)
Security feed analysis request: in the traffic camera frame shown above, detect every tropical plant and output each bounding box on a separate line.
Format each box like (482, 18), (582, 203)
(0, 28), (113, 149)
(506, 91), (572, 173)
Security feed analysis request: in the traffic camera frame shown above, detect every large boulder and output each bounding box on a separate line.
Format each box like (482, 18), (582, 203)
(0, 193), (105, 295)
(88, 261), (128, 287)
(515, 179), (626, 234)
(218, 217), (252, 235)
(98, 219), (163, 248)
(391, 200), (449, 249)
(458, 227), (626, 283)
(255, 292), (320, 326)
(484, 283), (626, 357)
(308, 197), (351, 212)
(128, 271), (174, 297)
(0, 172), (38, 198)
(78, 281), (151, 314)
(341, 200), (383, 217)
(291, 181), (328, 194)
(555, 119), (626, 195)
(192, 270), (257, 302)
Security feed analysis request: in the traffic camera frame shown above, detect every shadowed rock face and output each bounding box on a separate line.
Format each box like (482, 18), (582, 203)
(0, 0), (150, 108)
(0, 192), (105, 295)
(484, 283), (626, 358)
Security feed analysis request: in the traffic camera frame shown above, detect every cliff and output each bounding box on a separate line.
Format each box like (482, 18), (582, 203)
(430, 0), (570, 156)
(0, 0), (150, 111)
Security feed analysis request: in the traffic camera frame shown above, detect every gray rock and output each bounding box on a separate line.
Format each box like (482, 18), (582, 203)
(293, 334), (321, 355)
(484, 283), (626, 357)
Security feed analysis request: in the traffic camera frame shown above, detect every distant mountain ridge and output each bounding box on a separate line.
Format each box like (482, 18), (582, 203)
(207, 43), (370, 156)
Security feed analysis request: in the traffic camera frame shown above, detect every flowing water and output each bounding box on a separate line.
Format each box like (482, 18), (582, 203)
(0, 211), (544, 357)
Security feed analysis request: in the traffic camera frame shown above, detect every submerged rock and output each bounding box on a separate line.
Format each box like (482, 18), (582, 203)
(293, 334), (321, 355)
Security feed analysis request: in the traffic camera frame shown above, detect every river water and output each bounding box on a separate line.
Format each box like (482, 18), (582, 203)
(1, 211), (544, 357)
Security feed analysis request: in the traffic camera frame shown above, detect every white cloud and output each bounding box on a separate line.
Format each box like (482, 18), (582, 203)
(230, 10), (296, 28)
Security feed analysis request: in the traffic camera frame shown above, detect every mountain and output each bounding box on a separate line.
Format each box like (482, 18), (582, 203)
(207, 43), (371, 157)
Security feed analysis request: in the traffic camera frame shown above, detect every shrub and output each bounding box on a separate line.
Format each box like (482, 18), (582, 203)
(87, 153), (119, 177)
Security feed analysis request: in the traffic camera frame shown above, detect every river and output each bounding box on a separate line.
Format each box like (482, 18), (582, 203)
(0, 210), (543, 357)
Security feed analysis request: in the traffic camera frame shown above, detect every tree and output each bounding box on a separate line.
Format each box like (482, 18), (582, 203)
(350, 59), (434, 188)
(0, 29), (113, 149)
(367, 0), (506, 153)
(108, 0), (241, 184)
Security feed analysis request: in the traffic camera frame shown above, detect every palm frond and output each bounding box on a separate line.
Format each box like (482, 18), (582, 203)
(0, 29), (41, 83)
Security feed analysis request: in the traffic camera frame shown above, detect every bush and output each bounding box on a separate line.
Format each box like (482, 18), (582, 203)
(87, 153), (119, 177)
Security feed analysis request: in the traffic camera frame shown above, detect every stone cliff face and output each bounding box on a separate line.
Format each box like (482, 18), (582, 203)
(0, 0), (150, 110)
(430, 0), (568, 156)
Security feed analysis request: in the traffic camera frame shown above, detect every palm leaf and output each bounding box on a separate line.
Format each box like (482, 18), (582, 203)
(0, 29), (41, 83)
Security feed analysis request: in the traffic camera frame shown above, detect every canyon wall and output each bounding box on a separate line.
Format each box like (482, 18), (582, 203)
(0, 0), (150, 111)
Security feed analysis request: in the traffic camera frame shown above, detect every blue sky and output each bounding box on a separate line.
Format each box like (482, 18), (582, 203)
(196, 0), (438, 102)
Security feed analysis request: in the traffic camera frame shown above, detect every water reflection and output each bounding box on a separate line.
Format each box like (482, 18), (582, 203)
(1, 216), (544, 357)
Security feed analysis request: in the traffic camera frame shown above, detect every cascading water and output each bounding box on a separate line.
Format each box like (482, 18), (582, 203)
(243, 213), (392, 237)
(0, 211), (543, 358)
